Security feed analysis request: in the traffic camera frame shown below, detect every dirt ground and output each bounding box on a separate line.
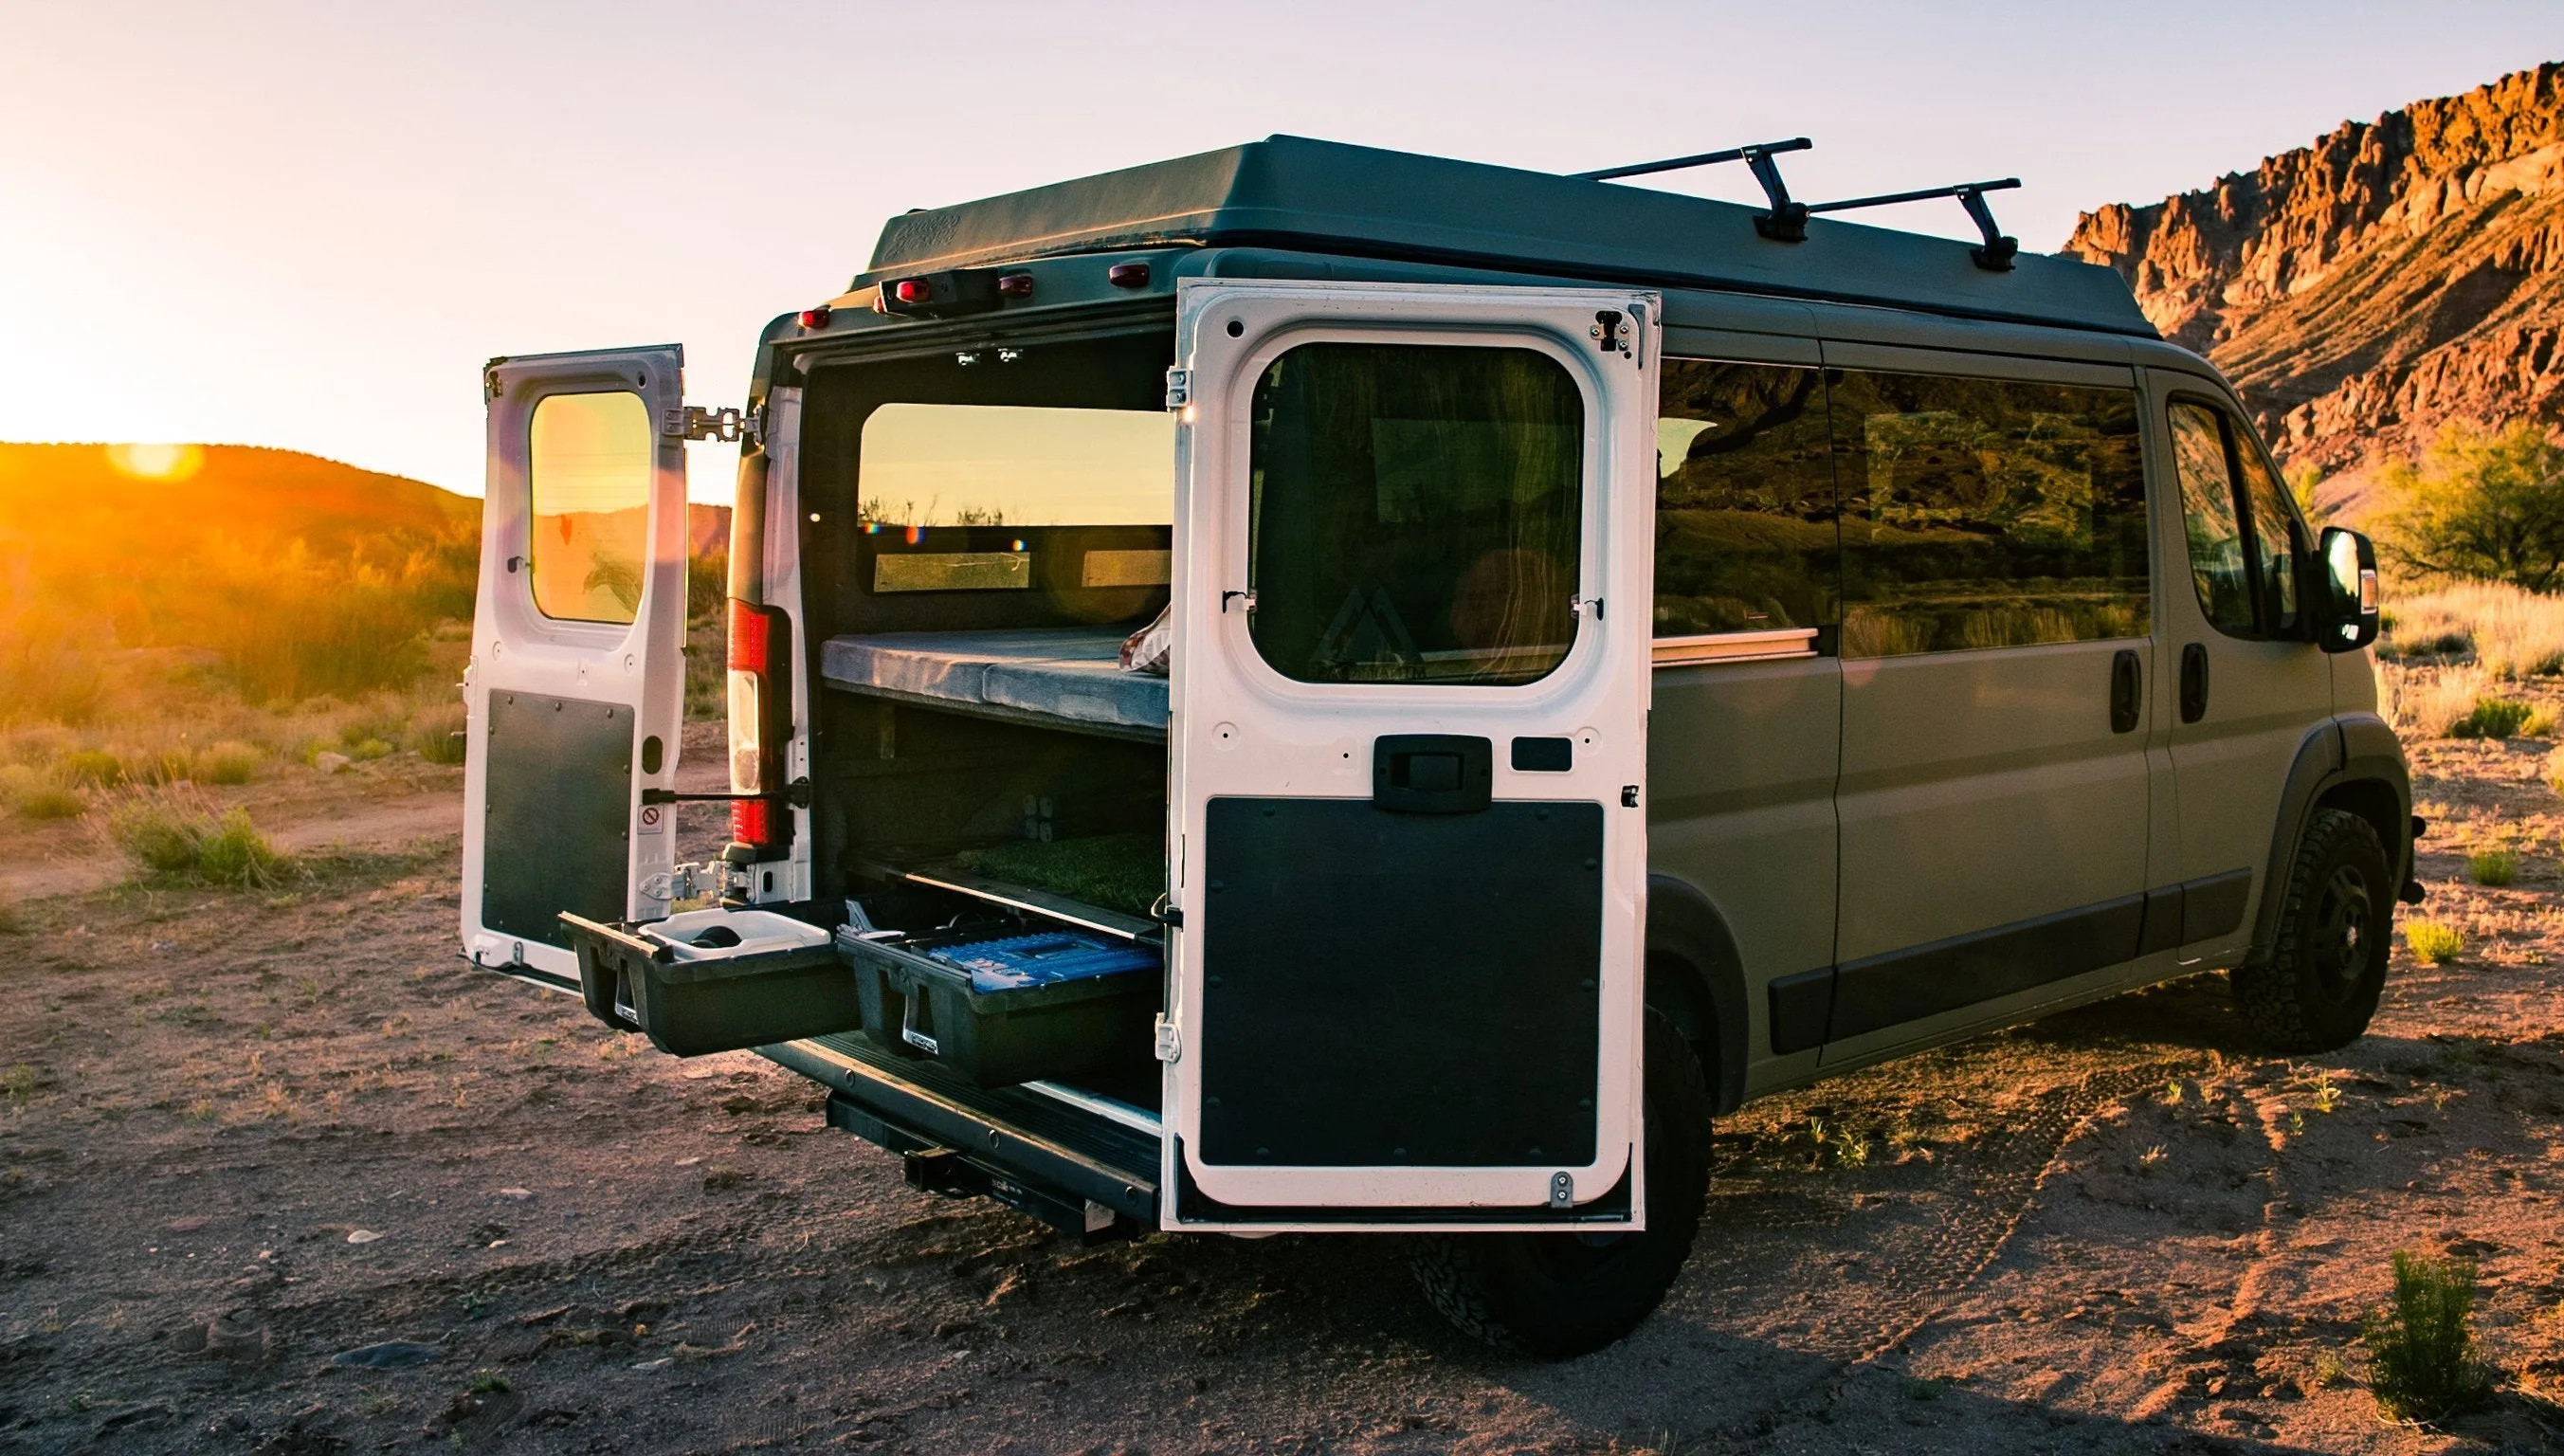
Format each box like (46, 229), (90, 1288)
(7, 723), (2564, 1454)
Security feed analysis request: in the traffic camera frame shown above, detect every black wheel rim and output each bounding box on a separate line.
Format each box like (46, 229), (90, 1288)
(2308, 863), (2375, 1004)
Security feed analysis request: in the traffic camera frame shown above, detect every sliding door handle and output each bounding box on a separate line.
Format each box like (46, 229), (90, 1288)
(2109, 648), (2142, 734)
(2179, 642), (2210, 723)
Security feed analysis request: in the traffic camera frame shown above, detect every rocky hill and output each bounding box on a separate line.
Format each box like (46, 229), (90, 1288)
(2064, 62), (2564, 500)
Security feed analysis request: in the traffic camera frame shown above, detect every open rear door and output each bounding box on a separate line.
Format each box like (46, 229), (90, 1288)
(461, 346), (691, 984)
(1164, 281), (1660, 1230)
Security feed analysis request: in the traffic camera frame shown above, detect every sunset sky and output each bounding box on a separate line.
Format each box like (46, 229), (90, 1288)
(2, 1), (2554, 501)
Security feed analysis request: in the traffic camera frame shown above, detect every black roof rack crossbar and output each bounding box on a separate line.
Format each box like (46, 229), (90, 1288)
(1573, 137), (1813, 244)
(1806, 177), (2023, 271)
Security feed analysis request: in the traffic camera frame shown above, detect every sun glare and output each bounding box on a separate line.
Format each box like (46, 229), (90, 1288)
(105, 442), (206, 481)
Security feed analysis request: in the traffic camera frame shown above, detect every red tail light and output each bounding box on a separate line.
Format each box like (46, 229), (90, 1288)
(726, 599), (788, 852)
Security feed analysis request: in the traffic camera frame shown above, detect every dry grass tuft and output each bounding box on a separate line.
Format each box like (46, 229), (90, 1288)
(2406, 921), (2464, 963)
(101, 785), (284, 888)
(2384, 581), (2564, 678)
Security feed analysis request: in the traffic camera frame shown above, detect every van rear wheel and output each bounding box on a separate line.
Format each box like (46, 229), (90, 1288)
(2230, 808), (2393, 1053)
(1409, 1010), (1710, 1358)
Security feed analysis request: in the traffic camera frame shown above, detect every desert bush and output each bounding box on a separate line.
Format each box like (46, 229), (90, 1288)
(104, 787), (284, 887)
(14, 786), (84, 821)
(2363, 1251), (2495, 1424)
(2380, 580), (2564, 678)
(2450, 696), (2534, 738)
(689, 546), (729, 622)
(2379, 421), (2564, 592)
(2467, 849), (2519, 886)
(2546, 746), (2564, 794)
(2406, 921), (2464, 963)
(193, 740), (262, 785)
(54, 748), (121, 788)
(2527, 706), (2560, 737)
(406, 702), (467, 764)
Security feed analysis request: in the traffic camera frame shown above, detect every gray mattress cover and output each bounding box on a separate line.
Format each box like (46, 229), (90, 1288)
(820, 628), (1168, 735)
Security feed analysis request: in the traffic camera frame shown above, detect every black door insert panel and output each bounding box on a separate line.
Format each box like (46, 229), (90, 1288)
(1198, 797), (1604, 1167)
(481, 691), (632, 949)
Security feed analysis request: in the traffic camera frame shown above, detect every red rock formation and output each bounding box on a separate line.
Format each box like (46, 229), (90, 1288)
(2064, 63), (2564, 489)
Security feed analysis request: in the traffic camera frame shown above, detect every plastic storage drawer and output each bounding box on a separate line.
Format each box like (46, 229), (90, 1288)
(560, 909), (860, 1057)
(841, 925), (1159, 1086)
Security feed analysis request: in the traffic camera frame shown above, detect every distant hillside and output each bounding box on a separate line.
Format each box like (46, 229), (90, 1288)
(0, 443), (730, 708)
(2064, 62), (2564, 506)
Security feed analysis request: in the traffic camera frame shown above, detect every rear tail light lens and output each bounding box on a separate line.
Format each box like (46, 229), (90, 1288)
(726, 599), (789, 851)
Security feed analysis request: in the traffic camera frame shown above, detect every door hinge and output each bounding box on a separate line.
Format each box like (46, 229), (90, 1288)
(1164, 368), (1191, 409)
(664, 405), (761, 446)
(1570, 596), (1604, 620)
(1153, 1014), (1182, 1064)
(1221, 589), (1256, 614)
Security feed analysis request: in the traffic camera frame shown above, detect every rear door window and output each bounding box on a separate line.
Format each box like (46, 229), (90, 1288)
(528, 390), (654, 625)
(1246, 341), (1585, 686)
(1654, 360), (1837, 634)
(1829, 371), (2150, 657)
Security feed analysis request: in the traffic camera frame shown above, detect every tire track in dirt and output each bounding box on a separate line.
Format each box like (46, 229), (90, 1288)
(1793, 1055), (2203, 1367)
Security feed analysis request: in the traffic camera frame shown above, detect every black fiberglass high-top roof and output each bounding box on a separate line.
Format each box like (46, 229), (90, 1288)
(857, 135), (2155, 337)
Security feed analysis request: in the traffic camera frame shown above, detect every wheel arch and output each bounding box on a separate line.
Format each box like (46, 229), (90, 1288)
(1644, 873), (1749, 1116)
(2250, 713), (2411, 960)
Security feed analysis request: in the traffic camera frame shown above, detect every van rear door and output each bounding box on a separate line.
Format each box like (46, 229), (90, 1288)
(461, 346), (692, 985)
(1164, 280), (1659, 1231)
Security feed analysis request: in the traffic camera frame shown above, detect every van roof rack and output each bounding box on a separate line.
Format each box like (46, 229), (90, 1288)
(856, 136), (2154, 338)
(1570, 137), (1814, 244)
(1806, 178), (2023, 271)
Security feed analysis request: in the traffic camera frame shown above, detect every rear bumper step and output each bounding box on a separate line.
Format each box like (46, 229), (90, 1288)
(766, 1032), (1159, 1230)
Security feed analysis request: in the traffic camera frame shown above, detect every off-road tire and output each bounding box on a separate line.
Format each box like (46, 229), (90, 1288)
(1409, 1010), (1711, 1358)
(2230, 807), (2393, 1053)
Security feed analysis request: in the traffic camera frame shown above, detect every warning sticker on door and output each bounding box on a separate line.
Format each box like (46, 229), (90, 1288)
(638, 804), (665, 835)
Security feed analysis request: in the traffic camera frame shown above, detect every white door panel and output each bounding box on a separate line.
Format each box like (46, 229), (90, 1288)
(1164, 281), (1659, 1229)
(461, 346), (691, 982)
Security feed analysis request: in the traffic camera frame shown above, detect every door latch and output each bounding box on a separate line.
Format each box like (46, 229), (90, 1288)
(1164, 368), (1191, 409)
(1153, 1014), (1183, 1064)
(1548, 1172), (1574, 1210)
(663, 405), (761, 446)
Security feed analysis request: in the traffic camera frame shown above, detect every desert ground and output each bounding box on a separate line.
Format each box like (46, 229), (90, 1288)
(5, 712), (2564, 1455)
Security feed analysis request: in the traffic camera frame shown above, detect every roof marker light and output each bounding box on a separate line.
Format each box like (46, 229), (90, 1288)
(1107, 262), (1151, 288)
(997, 272), (1035, 300)
(797, 305), (832, 329)
(893, 279), (935, 304)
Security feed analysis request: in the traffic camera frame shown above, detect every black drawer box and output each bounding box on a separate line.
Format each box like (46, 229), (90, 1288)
(840, 925), (1159, 1087)
(560, 911), (861, 1057)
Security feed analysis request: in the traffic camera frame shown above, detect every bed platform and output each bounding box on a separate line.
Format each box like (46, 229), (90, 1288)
(821, 628), (1169, 739)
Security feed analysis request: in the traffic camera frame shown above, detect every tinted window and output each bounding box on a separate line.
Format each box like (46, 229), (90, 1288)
(528, 391), (653, 625)
(1654, 360), (1837, 634)
(1831, 372), (2149, 657)
(1247, 342), (1583, 686)
(2169, 401), (2255, 634)
(857, 404), (1175, 527)
(2235, 431), (2302, 633)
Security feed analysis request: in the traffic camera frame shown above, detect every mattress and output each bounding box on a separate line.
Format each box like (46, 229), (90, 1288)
(819, 628), (1169, 737)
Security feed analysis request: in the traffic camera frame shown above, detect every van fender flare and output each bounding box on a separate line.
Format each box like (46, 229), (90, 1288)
(2249, 713), (2411, 960)
(1644, 874), (1750, 1116)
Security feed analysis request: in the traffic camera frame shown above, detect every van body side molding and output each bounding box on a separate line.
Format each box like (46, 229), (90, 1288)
(1826, 894), (2148, 1044)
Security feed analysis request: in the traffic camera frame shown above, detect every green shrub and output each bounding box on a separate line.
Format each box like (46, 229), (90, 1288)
(2467, 849), (2519, 886)
(109, 797), (210, 873)
(347, 737), (394, 761)
(55, 748), (121, 788)
(2450, 697), (2534, 738)
(2406, 921), (2464, 964)
(2364, 1251), (2495, 1424)
(14, 787), (84, 821)
(195, 810), (282, 888)
(2380, 421), (2564, 592)
(406, 704), (467, 765)
(193, 741), (263, 785)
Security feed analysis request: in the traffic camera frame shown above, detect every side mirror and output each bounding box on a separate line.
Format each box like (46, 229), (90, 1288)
(2317, 526), (2380, 652)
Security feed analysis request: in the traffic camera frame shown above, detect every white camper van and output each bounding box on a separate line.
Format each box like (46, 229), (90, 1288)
(460, 136), (2409, 1356)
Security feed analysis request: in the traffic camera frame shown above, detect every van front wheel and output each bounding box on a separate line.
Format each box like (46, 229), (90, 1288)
(1409, 1010), (1711, 1358)
(2230, 808), (2393, 1053)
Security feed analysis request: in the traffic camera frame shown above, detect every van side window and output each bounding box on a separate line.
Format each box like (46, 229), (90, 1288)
(1654, 360), (1837, 634)
(2234, 433), (2302, 634)
(527, 390), (654, 626)
(2168, 401), (2256, 634)
(1246, 341), (1584, 686)
(1830, 372), (2150, 657)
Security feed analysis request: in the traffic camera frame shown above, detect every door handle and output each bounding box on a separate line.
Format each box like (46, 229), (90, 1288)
(2109, 649), (2142, 734)
(2179, 643), (2209, 723)
(1373, 735), (1493, 813)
